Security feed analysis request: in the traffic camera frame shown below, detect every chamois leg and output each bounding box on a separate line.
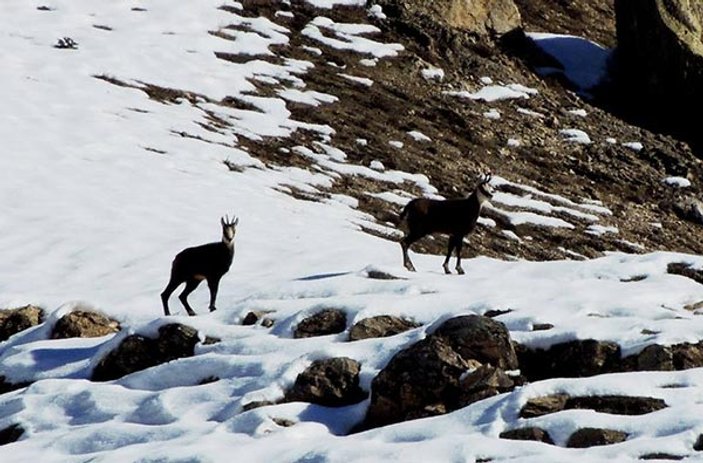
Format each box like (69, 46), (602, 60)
(161, 277), (181, 316)
(454, 236), (465, 275)
(207, 276), (221, 312)
(443, 237), (458, 274)
(178, 278), (202, 316)
(400, 233), (421, 272)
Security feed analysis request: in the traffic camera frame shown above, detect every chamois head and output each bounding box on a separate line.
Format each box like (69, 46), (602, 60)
(475, 172), (494, 204)
(221, 215), (239, 245)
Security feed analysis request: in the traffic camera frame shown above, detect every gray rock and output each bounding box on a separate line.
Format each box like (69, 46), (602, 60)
(284, 357), (367, 407)
(51, 310), (120, 339)
(567, 427), (628, 448)
(0, 305), (44, 342)
(294, 309), (347, 338)
(348, 315), (418, 341)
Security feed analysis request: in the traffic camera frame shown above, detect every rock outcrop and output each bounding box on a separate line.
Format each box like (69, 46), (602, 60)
(294, 309), (347, 338)
(284, 357), (367, 406)
(348, 315), (418, 341)
(51, 310), (120, 339)
(362, 315), (520, 429)
(91, 324), (200, 381)
(614, 0), (703, 150)
(0, 305), (43, 342)
(377, 0), (521, 36)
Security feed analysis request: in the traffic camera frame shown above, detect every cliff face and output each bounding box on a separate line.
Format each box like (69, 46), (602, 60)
(612, 0), (703, 150)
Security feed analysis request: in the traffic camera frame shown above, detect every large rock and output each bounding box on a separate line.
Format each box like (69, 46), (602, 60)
(363, 315), (520, 429)
(0, 305), (44, 342)
(92, 323), (199, 381)
(614, 0), (703, 147)
(567, 427), (628, 448)
(51, 310), (120, 339)
(294, 309), (347, 338)
(284, 357), (367, 407)
(434, 315), (519, 370)
(500, 427), (554, 444)
(348, 315), (418, 341)
(377, 0), (521, 36)
(0, 424), (24, 446)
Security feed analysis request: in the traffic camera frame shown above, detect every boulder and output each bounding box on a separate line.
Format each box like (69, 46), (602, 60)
(564, 395), (667, 415)
(637, 344), (674, 371)
(0, 305), (44, 342)
(363, 315), (520, 429)
(567, 427), (628, 448)
(91, 323), (199, 381)
(500, 427), (554, 444)
(377, 0), (522, 36)
(364, 336), (471, 428)
(284, 357), (367, 407)
(348, 315), (418, 341)
(51, 310), (120, 339)
(434, 315), (519, 370)
(518, 339), (621, 380)
(520, 394), (569, 418)
(294, 309), (347, 338)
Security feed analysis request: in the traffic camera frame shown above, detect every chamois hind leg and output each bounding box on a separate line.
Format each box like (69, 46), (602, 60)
(161, 276), (182, 316)
(178, 278), (202, 316)
(400, 232), (422, 272)
(207, 276), (222, 312)
(442, 237), (457, 274)
(454, 236), (465, 275)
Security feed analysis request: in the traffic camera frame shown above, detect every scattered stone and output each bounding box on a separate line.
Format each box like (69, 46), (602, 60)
(261, 318), (275, 328)
(348, 315), (418, 341)
(434, 315), (518, 370)
(272, 417), (295, 427)
(639, 453), (684, 461)
(365, 269), (403, 280)
(0, 424), (24, 446)
(520, 394), (568, 418)
(0, 305), (44, 342)
(202, 336), (221, 345)
(668, 262), (703, 285)
(532, 323), (554, 331)
(694, 433), (703, 451)
(294, 309), (347, 338)
(672, 343), (703, 369)
(500, 427), (554, 444)
(51, 310), (120, 339)
(0, 376), (29, 395)
(484, 309), (512, 318)
(565, 395), (667, 415)
(91, 323), (199, 381)
(284, 357), (367, 407)
(566, 427), (628, 448)
(242, 400), (276, 412)
(673, 197), (703, 226)
(198, 376), (219, 385)
(242, 311), (272, 326)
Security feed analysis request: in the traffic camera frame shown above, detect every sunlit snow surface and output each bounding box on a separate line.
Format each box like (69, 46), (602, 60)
(2, 2), (703, 463)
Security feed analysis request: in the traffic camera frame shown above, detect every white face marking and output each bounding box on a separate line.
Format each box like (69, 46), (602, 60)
(223, 225), (236, 244)
(476, 184), (494, 206)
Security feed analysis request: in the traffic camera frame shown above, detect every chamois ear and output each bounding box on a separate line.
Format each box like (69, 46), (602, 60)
(233, 216), (239, 227)
(482, 172), (492, 184)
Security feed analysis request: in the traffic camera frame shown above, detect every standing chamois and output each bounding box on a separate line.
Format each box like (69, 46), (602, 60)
(398, 173), (494, 274)
(161, 215), (238, 316)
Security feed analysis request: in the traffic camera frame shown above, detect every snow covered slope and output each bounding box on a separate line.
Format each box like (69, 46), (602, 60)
(2, 1), (703, 462)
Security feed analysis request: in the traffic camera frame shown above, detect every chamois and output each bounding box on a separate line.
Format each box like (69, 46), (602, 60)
(161, 215), (238, 316)
(398, 173), (494, 274)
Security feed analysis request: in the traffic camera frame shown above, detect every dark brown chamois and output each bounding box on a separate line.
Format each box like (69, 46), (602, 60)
(398, 173), (494, 274)
(161, 215), (238, 316)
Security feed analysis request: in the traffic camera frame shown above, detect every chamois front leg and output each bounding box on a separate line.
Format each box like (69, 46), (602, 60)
(400, 234), (419, 272)
(207, 276), (222, 312)
(178, 278), (202, 316)
(443, 237), (459, 274)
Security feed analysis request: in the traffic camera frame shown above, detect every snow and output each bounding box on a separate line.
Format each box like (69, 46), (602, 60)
(407, 130), (431, 142)
(527, 32), (611, 91)
(663, 177), (692, 188)
(447, 83), (538, 102)
(2, 2), (703, 463)
(507, 138), (521, 147)
(341, 73), (374, 86)
(623, 141), (644, 151)
(302, 16), (403, 58)
(421, 67), (444, 82)
(560, 128), (592, 144)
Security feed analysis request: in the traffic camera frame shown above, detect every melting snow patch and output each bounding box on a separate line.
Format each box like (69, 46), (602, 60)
(586, 224), (619, 236)
(483, 109), (501, 120)
(517, 107), (544, 118)
(623, 141), (644, 151)
(302, 16), (403, 58)
(359, 58), (378, 67)
(407, 130), (431, 142)
(568, 108), (588, 117)
(341, 73), (374, 86)
(369, 160), (385, 171)
(278, 89), (338, 106)
(507, 138), (521, 147)
(606, 137), (617, 144)
(356, 138), (368, 146)
(275, 10), (295, 18)
(446, 83), (538, 102)
(389, 140), (404, 149)
(368, 4), (387, 19)
(502, 230), (522, 242)
(421, 66), (445, 82)
(302, 45), (323, 55)
(480, 76), (493, 84)
(560, 128), (592, 144)
(663, 176), (692, 188)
